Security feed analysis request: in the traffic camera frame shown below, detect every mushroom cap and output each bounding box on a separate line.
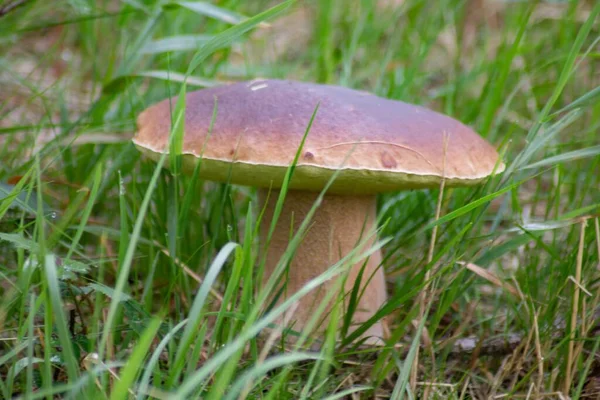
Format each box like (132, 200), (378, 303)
(134, 79), (504, 194)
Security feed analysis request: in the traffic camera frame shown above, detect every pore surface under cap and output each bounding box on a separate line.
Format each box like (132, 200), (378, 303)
(134, 79), (504, 194)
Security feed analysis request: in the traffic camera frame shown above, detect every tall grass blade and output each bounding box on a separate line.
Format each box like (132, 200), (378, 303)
(168, 242), (238, 385)
(43, 254), (80, 382)
(223, 353), (323, 400)
(186, 0), (294, 75)
(520, 145), (600, 171)
(109, 317), (162, 400)
(141, 35), (214, 54)
(166, 1), (250, 25)
(137, 320), (188, 400)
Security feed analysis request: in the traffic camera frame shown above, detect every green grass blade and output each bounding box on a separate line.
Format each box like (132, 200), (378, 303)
(65, 163), (102, 259)
(552, 84), (600, 115)
(103, 71), (219, 94)
(520, 145), (600, 171)
(43, 254), (80, 382)
(109, 317), (162, 400)
(172, 240), (382, 399)
(168, 242), (238, 385)
(140, 35), (214, 54)
(186, 0), (294, 76)
(422, 176), (532, 231)
(137, 320), (188, 400)
(390, 306), (429, 400)
(321, 386), (372, 400)
(223, 353), (323, 400)
(166, 1), (250, 25)
(98, 148), (169, 361)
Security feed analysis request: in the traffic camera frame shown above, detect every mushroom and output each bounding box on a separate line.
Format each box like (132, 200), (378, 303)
(133, 79), (504, 344)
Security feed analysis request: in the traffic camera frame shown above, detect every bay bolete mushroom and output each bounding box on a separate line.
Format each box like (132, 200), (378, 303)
(133, 79), (504, 344)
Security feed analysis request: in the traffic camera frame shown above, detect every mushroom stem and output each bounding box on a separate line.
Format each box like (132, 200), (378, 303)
(258, 189), (387, 344)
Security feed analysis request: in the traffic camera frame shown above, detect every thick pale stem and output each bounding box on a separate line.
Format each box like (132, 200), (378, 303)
(258, 189), (387, 343)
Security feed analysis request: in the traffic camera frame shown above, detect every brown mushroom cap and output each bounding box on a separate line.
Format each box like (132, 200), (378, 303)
(134, 79), (504, 194)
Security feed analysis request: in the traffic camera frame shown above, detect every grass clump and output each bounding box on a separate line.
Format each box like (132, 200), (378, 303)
(1, 0), (599, 398)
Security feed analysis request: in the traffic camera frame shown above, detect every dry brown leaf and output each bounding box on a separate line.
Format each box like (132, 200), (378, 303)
(458, 261), (520, 298)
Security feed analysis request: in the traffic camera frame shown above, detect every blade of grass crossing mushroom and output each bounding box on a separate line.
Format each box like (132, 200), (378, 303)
(169, 0), (295, 279)
(171, 235), (386, 399)
(341, 258), (368, 338)
(342, 222), (473, 346)
(317, 296), (342, 393)
(254, 103), (390, 349)
(411, 133), (448, 391)
(254, 103), (321, 320)
(291, 259), (356, 347)
(169, 83), (186, 176)
(259, 103), (320, 269)
(258, 268), (359, 400)
(177, 99), (218, 234)
(109, 317), (162, 400)
(342, 218), (392, 340)
(207, 241), (352, 397)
